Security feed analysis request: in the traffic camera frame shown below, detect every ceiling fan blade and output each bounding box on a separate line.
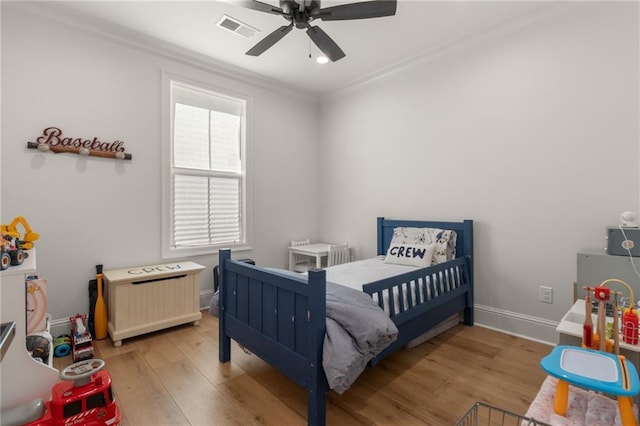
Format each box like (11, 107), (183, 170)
(306, 25), (345, 62)
(246, 24), (294, 56)
(223, 0), (284, 16)
(316, 0), (397, 21)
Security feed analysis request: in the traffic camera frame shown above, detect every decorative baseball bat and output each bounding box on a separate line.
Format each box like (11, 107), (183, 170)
(27, 142), (132, 160)
(94, 264), (108, 340)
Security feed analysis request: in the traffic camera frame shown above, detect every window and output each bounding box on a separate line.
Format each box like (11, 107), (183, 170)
(163, 77), (250, 258)
(86, 392), (107, 409)
(63, 400), (82, 419)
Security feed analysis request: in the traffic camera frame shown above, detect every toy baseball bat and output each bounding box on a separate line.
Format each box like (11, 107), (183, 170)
(94, 264), (108, 339)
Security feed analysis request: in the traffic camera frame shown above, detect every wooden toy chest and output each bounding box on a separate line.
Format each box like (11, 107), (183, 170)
(104, 261), (204, 347)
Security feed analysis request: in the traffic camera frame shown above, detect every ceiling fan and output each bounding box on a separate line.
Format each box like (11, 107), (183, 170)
(236, 0), (397, 62)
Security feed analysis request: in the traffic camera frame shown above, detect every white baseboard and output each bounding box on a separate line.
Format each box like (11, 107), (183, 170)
(50, 291), (218, 337)
(474, 303), (559, 346)
(50, 296), (559, 346)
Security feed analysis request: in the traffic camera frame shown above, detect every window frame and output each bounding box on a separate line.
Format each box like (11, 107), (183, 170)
(161, 72), (252, 259)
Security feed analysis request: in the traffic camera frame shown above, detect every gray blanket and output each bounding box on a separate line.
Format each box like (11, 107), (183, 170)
(324, 281), (398, 393)
(209, 269), (398, 394)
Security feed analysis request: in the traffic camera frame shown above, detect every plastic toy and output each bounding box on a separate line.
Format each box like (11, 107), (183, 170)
(53, 336), (71, 358)
(69, 314), (94, 362)
(1, 232), (26, 270)
(623, 304), (639, 345)
(0, 216), (39, 270)
(1, 216), (40, 250)
(26, 334), (51, 363)
(3, 358), (121, 426)
(582, 279), (638, 353)
(600, 279), (639, 346)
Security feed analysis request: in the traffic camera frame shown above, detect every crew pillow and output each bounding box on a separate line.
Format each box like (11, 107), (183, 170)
(390, 227), (458, 264)
(384, 243), (436, 267)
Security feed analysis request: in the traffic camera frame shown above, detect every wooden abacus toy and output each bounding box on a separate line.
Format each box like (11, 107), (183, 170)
(583, 278), (638, 354)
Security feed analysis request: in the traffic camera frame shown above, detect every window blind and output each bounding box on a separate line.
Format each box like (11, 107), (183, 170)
(171, 81), (244, 249)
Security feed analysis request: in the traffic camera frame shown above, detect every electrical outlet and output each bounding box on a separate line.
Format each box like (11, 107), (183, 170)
(540, 286), (553, 304)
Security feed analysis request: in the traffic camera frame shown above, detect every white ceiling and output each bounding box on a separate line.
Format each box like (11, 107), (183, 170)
(52, 1), (551, 96)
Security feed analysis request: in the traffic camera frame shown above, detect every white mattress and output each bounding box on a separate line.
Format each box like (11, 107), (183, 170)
(322, 256), (417, 291)
(322, 256), (459, 314)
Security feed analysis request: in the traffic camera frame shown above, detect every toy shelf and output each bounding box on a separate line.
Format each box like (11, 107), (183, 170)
(0, 250), (59, 411)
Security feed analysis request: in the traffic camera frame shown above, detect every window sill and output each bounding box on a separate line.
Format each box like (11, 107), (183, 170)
(162, 244), (253, 261)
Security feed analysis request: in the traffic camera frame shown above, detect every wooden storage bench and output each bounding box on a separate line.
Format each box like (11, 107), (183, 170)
(104, 261), (205, 347)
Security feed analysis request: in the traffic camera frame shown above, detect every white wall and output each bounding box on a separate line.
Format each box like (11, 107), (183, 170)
(1, 3), (321, 331)
(319, 2), (640, 343)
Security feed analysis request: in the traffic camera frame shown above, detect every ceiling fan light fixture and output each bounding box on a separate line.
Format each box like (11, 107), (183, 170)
(316, 55), (329, 64)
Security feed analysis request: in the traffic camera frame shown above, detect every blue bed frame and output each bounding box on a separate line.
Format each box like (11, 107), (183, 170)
(218, 217), (474, 426)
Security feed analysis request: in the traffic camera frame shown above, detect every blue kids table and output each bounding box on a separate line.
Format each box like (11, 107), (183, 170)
(541, 345), (640, 426)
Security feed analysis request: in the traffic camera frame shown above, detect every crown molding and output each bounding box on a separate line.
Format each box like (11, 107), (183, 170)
(320, 2), (579, 103)
(3, 1), (318, 104)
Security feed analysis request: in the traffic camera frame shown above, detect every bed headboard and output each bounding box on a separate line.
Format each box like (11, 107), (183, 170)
(376, 217), (474, 262)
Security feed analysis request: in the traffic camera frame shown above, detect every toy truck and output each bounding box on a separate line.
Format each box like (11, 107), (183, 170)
(0, 216), (38, 270)
(0, 232), (26, 270)
(70, 314), (94, 363)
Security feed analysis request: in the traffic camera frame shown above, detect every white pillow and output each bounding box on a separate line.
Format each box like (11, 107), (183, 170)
(390, 227), (457, 264)
(425, 229), (457, 264)
(384, 243), (436, 267)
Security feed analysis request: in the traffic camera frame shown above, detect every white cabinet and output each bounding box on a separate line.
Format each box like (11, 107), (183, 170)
(0, 250), (58, 410)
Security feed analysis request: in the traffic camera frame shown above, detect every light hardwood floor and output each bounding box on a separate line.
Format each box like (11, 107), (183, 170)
(54, 311), (552, 425)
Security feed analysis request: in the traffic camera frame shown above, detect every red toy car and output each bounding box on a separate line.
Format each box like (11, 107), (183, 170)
(23, 359), (121, 426)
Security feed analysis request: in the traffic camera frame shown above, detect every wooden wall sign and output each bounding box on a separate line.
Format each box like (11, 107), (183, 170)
(27, 127), (132, 160)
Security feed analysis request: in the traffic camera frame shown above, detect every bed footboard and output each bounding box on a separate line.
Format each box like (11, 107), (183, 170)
(218, 249), (329, 426)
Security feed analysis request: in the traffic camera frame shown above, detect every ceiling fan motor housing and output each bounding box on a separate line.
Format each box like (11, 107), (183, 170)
(280, 0), (320, 15)
(280, 0), (321, 28)
(245, 0), (397, 62)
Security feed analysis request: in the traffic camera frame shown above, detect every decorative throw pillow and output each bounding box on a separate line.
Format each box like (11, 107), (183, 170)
(390, 227), (457, 265)
(384, 243), (436, 267)
(425, 229), (457, 264)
